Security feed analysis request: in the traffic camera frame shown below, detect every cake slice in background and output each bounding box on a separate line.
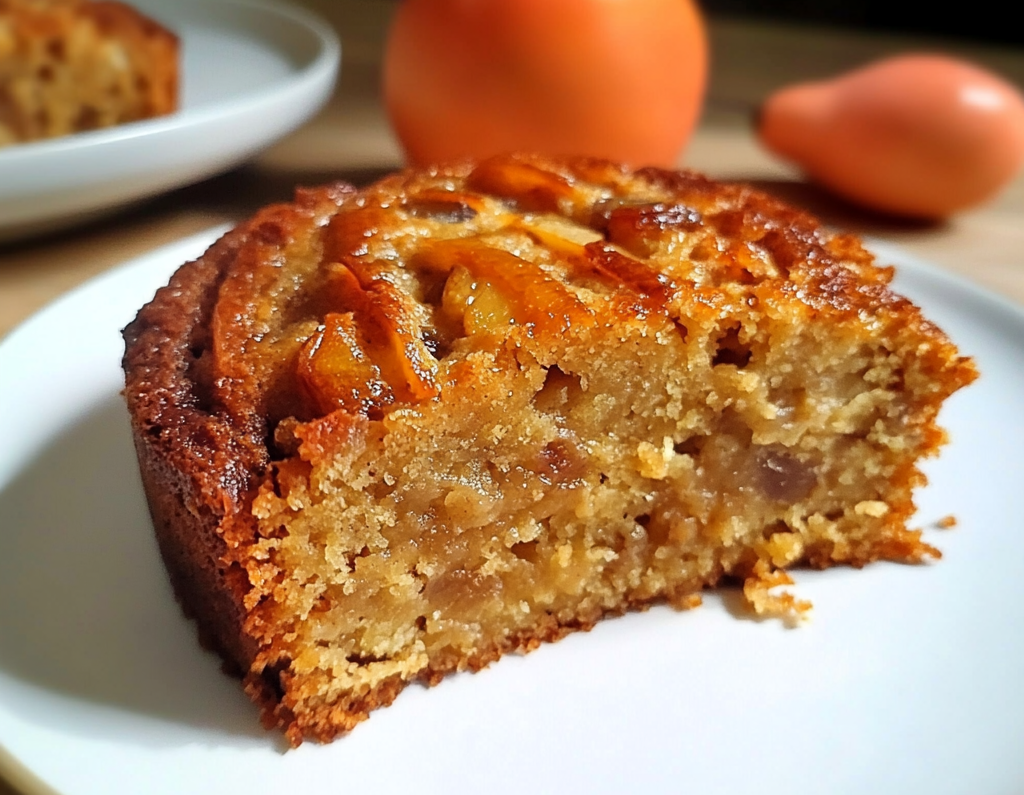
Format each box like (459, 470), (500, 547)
(0, 0), (177, 147)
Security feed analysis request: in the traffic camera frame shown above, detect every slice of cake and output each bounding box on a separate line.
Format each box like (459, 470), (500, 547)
(121, 154), (977, 745)
(0, 0), (178, 147)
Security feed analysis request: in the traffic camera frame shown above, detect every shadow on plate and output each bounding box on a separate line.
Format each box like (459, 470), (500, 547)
(0, 392), (278, 749)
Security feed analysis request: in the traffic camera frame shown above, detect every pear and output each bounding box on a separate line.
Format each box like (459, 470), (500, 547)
(758, 54), (1024, 219)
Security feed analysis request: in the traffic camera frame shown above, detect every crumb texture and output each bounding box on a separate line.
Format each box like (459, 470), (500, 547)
(121, 154), (977, 745)
(0, 0), (177, 147)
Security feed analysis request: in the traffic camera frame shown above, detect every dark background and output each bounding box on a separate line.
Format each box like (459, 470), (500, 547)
(702, 1), (1022, 47)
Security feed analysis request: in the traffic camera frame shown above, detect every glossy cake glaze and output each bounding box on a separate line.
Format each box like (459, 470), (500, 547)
(122, 154), (977, 744)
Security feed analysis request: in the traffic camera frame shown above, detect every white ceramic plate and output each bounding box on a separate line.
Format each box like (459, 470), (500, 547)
(0, 0), (339, 242)
(0, 231), (1021, 795)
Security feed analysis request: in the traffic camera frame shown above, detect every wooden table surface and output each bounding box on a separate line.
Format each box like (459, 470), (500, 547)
(1, 5), (1022, 794)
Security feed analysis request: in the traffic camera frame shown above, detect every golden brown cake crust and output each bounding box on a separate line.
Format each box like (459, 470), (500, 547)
(122, 155), (977, 746)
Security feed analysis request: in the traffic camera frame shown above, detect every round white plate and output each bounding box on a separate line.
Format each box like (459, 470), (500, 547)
(0, 0), (339, 242)
(0, 231), (1021, 795)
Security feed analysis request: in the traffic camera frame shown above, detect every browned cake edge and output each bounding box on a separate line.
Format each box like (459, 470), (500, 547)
(123, 225), (265, 676)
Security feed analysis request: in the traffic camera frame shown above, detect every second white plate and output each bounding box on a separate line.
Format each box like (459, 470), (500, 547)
(0, 232), (1022, 795)
(0, 0), (339, 241)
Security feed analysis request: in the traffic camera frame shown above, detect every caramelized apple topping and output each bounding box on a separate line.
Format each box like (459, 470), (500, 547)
(418, 239), (595, 337)
(515, 213), (604, 255)
(440, 265), (514, 335)
(298, 262), (440, 417)
(467, 155), (576, 213)
(582, 242), (678, 307)
(403, 190), (482, 223)
(598, 202), (702, 259)
(325, 206), (397, 259)
(297, 312), (394, 418)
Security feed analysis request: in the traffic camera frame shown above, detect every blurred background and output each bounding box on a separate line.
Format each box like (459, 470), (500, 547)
(702, 0), (1021, 45)
(270, 0), (1024, 200)
(278, 0), (1024, 168)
